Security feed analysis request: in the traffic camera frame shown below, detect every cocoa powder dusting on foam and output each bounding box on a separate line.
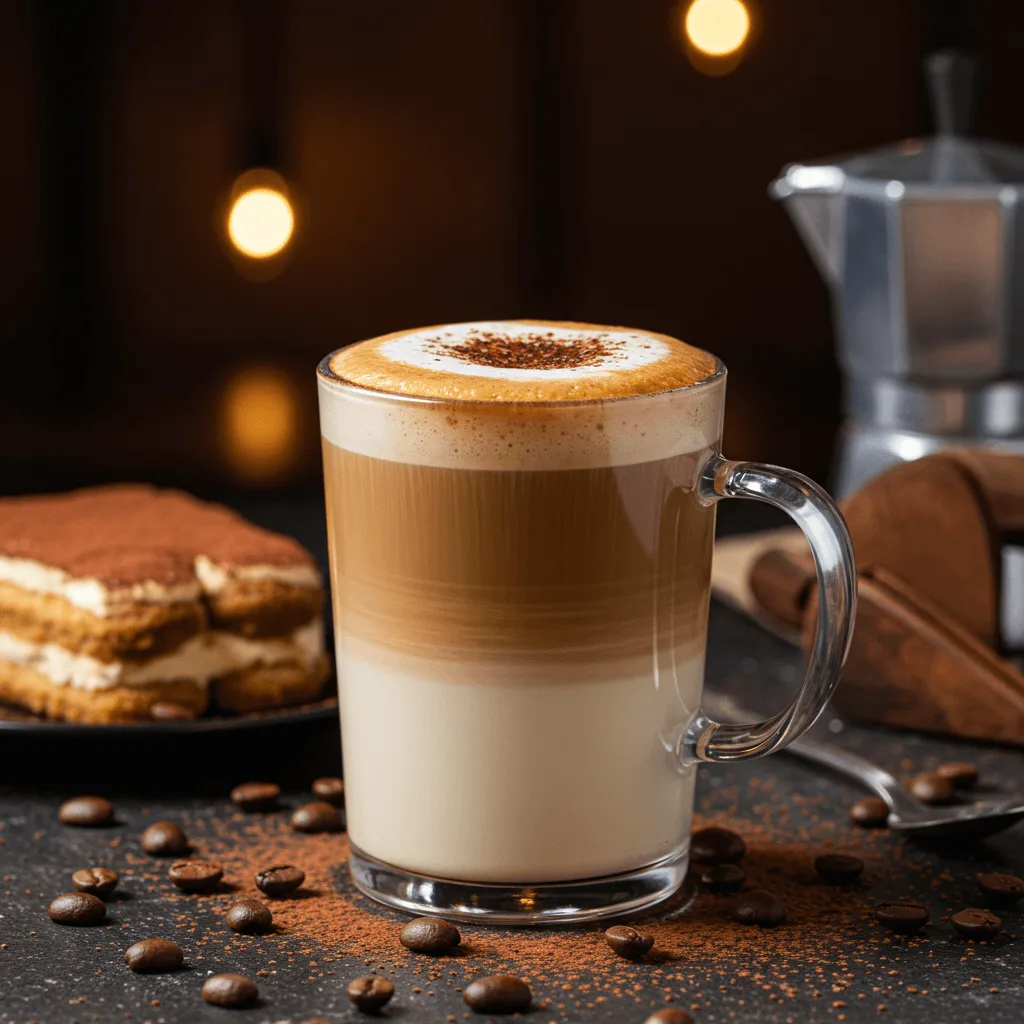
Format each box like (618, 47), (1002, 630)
(124, 796), (975, 1018)
(432, 330), (624, 371)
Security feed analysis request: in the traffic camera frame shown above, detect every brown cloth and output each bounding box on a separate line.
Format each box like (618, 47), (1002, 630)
(744, 452), (1024, 746)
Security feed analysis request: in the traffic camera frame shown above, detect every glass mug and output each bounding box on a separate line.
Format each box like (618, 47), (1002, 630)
(317, 322), (856, 924)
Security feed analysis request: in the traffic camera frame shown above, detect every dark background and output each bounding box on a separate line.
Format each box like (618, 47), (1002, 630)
(1, 0), (1022, 498)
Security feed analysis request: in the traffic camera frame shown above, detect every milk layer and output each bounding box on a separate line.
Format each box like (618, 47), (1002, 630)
(339, 638), (702, 883)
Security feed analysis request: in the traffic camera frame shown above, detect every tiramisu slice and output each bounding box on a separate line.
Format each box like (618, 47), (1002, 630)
(0, 485), (328, 723)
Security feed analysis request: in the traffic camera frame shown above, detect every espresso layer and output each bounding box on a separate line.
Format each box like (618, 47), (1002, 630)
(324, 442), (715, 669)
(328, 321), (717, 403)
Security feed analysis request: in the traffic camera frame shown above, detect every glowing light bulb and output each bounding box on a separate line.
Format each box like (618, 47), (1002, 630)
(227, 186), (294, 258)
(684, 0), (750, 57)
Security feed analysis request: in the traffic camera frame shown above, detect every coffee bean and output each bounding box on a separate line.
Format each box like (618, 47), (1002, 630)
(312, 776), (345, 806)
(71, 867), (119, 898)
(874, 902), (929, 934)
(58, 796), (114, 827)
(977, 872), (1024, 906)
(291, 801), (343, 833)
(936, 762), (979, 789)
(604, 924), (654, 960)
(699, 863), (746, 894)
(347, 975), (395, 1013)
(124, 938), (184, 973)
(908, 772), (956, 805)
(400, 916), (461, 954)
(226, 897), (274, 935)
(168, 859), (223, 892)
(814, 854), (864, 885)
(48, 892), (106, 926)
(150, 702), (197, 721)
(463, 975), (531, 1014)
(644, 1011), (695, 1024)
(201, 972), (259, 1008)
(691, 826), (745, 864)
(254, 864), (305, 897)
(230, 782), (281, 812)
(733, 889), (786, 927)
(951, 908), (1002, 940)
(849, 797), (889, 827)
(140, 821), (189, 857)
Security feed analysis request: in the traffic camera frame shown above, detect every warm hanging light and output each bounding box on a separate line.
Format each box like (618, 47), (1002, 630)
(684, 0), (750, 56)
(227, 179), (294, 259)
(677, 0), (753, 76)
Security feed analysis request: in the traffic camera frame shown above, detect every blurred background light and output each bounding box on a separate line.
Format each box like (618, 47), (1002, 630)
(220, 365), (301, 484)
(227, 179), (294, 259)
(684, 0), (750, 56)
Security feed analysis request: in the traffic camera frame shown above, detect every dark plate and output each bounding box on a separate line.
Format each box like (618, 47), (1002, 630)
(0, 695), (338, 736)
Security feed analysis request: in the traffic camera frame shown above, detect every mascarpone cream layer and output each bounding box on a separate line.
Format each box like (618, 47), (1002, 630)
(0, 554), (321, 617)
(0, 620), (323, 691)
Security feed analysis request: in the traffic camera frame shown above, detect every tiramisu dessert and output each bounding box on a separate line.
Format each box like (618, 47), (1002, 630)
(0, 485), (328, 723)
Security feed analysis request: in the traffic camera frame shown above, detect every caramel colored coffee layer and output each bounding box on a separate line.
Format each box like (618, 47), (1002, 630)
(324, 442), (716, 673)
(327, 320), (718, 403)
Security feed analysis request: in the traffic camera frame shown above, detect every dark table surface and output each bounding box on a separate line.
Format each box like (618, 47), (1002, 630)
(0, 503), (1022, 1024)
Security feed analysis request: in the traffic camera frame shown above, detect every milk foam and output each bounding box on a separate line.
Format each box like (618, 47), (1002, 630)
(319, 322), (725, 471)
(376, 322), (672, 381)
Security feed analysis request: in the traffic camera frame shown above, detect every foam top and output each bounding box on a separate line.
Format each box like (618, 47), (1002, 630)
(326, 321), (717, 402)
(319, 321), (724, 470)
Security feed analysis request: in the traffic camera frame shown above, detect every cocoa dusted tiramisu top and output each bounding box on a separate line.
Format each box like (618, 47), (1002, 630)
(0, 485), (320, 616)
(326, 320), (719, 403)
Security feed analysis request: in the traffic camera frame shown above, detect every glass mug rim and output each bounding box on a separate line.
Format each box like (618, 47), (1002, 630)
(316, 345), (726, 410)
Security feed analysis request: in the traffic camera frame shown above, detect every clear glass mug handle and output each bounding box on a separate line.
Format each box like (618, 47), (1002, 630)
(680, 454), (857, 763)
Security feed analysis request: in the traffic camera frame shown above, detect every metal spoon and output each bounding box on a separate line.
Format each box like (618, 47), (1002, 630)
(702, 693), (1024, 840)
(785, 731), (1024, 840)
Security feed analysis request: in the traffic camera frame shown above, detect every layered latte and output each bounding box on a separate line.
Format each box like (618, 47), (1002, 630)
(319, 321), (723, 883)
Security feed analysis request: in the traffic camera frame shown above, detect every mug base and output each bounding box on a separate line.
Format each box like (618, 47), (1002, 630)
(348, 842), (692, 925)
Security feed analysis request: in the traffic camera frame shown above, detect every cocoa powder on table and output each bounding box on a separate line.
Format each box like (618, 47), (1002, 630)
(119, 792), (975, 1019)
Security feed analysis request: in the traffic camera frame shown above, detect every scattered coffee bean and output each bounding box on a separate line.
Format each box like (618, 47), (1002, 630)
(149, 702), (197, 721)
(226, 897), (274, 935)
(691, 826), (746, 864)
(977, 872), (1024, 906)
(124, 938), (184, 973)
(312, 776), (345, 806)
(951, 908), (1002, 940)
(168, 859), (223, 892)
(140, 821), (190, 856)
(463, 975), (531, 1014)
(814, 854), (864, 885)
(874, 902), (929, 934)
(230, 782), (281, 812)
(644, 1011), (695, 1024)
(936, 762), (979, 789)
(201, 972), (259, 1008)
(849, 797), (889, 828)
(400, 916), (461, 954)
(604, 924), (654, 960)
(908, 772), (956, 805)
(347, 975), (395, 1013)
(733, 889), (786, 928)
(254, 864), (305, 898)
(699, 862), (746, 894)
(48, 892), (106, 926)
(58, 796), (114, 827)
(71, 867), (119, 898)
(291, 801), (343, 833)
